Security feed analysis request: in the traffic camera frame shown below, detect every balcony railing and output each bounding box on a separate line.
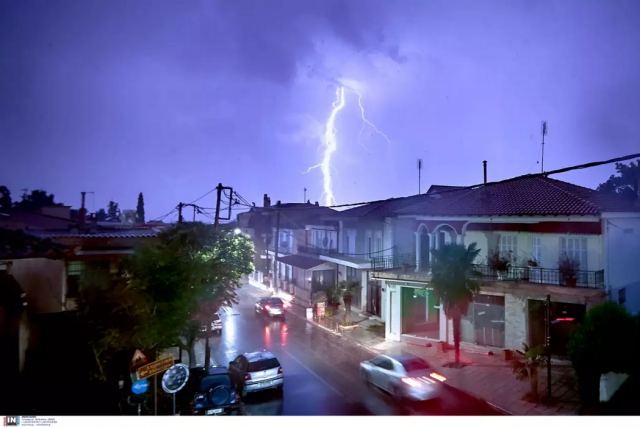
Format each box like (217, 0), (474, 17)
(472, 264), (605, 289)
(371, 253), (416, 272)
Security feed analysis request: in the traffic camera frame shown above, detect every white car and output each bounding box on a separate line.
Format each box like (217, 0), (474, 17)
(360, 354), (445, 401)
(229, 351), (284, 397)
(210, 313), (222, 335)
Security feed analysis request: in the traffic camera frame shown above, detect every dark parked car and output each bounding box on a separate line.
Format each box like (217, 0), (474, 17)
(228, 351), (284, 397)
(181, 366), (241, 415)
(255, 297), (286, 318)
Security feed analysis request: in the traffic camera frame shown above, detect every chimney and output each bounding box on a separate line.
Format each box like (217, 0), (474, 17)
(483, 160), (487, 184)
(263, 194), (271, 208)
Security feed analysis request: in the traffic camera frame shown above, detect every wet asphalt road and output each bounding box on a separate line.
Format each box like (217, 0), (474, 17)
(194, 284), (503, 416)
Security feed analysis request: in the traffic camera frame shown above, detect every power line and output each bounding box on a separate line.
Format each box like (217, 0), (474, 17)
(188, 188), (216, 204)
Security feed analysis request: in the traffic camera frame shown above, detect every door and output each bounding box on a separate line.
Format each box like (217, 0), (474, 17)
(368, 357), (386, 389)
(377, 358), (396, 392)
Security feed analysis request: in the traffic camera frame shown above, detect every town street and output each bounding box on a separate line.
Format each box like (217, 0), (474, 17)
(193, 283), (503, 416)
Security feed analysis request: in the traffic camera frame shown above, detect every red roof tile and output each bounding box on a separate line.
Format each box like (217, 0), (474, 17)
(397, 175), (640, 217)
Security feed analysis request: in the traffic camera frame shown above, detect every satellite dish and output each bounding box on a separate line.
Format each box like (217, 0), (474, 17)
(161, 363), (190, 394)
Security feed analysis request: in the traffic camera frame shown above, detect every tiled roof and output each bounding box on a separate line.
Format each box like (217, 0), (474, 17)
(32, 229), (160, 239)
(397, 175), (640, 217)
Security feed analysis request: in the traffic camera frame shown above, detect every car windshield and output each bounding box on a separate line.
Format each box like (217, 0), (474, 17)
(200, 374), (231, 391)
(265, 298), (283, 306)
(247, 358), (280, 372)
(400, 358), (430, 372)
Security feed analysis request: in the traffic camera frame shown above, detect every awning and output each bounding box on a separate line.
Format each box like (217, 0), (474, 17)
(276, 254), (326, 270)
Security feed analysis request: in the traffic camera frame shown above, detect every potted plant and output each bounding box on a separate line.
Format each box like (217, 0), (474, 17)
(488, 250), (510, 279)
(558, 255), (579, 287)
(511, 343), (546, 402)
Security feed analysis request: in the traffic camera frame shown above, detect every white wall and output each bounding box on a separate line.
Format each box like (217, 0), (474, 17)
(8, 258), (66, 313)
(604, 215), (640, 315)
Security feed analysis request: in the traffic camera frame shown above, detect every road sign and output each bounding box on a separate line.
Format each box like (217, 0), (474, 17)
(161, 364), (190, 394)
(136, 356), (174, 379)
(131, 379), (149, 395)
(130, 349), (149, 371)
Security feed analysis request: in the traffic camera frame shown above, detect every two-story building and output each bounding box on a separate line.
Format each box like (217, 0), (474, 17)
(237, 196), (337, 305)
(373, 175), (640, 356)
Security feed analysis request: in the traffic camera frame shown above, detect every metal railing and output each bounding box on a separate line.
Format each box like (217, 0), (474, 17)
(472, 264), (605, 289)
(371, 253), (416, 272)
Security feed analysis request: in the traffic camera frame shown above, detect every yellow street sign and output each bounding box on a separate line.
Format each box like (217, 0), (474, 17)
(136, 356), (174, 379)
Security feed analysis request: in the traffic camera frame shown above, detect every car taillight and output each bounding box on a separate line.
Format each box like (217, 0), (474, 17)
(244, 373), (251, 381)
(278, 367), (283, 374)
(429, 372), (447, 382)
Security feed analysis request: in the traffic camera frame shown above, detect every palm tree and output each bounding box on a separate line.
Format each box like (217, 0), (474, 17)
(430, 242), (481, 366)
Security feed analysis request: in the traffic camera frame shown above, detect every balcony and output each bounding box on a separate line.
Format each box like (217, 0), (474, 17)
(371, 253), (416, 272)
(371, 256), (605, 290)
(472, 264), (605, 289)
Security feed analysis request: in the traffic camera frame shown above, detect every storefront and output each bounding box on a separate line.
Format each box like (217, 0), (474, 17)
(383, 280), (442, 342)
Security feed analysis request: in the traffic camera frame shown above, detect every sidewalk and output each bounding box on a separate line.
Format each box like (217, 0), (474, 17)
(248, 280), (580, 416)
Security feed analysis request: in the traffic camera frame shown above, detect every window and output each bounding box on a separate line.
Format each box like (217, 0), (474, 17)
(532, 237), (542, 264)
(498, 235), (517, 260)
(375, 231), (383, 253)
(66, 261), (85, 298)
(346, 267), (358, 281)
(560, 237), (587, 271)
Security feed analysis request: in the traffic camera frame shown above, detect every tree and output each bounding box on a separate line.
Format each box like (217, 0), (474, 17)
(94, 208), (108, 222)
(568, 302), (636, 405)
(0, 186), (11, 212)
(77, 223), (254, 383)
(107, 201), (121, 222)
(430, 242), (481, 367)
(121, 209), (136, 224)
(597, 160), (640, 201)
(14, 189), (57, 211)
(136, 193), (145, 224)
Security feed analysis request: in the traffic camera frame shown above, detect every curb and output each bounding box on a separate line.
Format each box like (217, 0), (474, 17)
(245, 280), (511, 415)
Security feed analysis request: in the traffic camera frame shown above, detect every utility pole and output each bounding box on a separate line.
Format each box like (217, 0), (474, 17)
(192, 204), (196, 222)
(304, 187), (307, 203)
(545, 294), (552, 402)
(214, 183), (223, 230)
(213, 183), (233, 230)
(273, 208), (281, 292)
(417, 159), (423, 194)
(79, 191), (93, 225)
(541, 121), (548, 173)
(177, 203), (184, 224)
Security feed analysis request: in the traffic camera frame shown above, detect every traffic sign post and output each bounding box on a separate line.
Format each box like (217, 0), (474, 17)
(162, 364), (190, 415)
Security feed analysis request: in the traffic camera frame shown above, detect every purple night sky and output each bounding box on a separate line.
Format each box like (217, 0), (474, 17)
(2, 0), (640, 220)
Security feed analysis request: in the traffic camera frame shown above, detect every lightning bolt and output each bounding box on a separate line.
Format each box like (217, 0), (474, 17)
(317, 86), (346, 206)
(355, 92), (392, 146)
(306, 84), (390, 206)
